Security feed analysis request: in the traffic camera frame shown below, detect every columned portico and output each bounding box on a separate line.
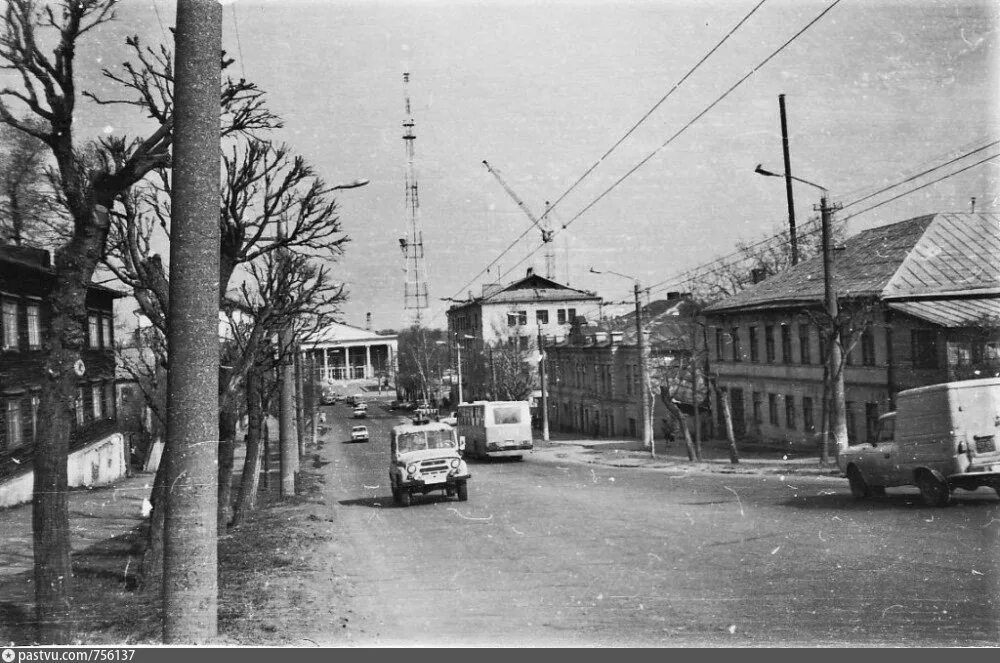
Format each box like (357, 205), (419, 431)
(301, 323), (399, 392)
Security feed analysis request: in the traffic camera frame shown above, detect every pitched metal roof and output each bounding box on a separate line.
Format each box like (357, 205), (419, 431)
(705, 213), (999, 313)
(451, 272), (599, 308)
(889, 297), (1000, 328)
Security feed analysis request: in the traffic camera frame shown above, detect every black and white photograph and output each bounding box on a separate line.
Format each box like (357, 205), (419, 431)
(0, 0), (997, 649)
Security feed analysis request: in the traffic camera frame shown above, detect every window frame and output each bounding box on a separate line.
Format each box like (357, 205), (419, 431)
(768, 393), (778, 426)
(764, 325), (775, 363)
(798, 324), (811, 365)
(2, 298), (19, 350)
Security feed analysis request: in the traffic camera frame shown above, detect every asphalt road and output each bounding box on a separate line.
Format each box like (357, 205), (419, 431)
(318, 403), (999, 647)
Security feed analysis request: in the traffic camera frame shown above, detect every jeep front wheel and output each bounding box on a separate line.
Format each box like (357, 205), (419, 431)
(456, 481), (468, 502)
(399, 489), (412, 507)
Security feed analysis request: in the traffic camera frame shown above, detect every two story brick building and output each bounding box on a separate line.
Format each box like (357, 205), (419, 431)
(0, 245), (126, 507)
(703, 212), (1000, 449)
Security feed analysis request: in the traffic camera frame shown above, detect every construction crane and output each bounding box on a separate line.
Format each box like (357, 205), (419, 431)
(482, 160), (556, 279)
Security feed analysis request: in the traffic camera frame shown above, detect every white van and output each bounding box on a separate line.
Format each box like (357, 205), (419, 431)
(838, 377), (1000, 506)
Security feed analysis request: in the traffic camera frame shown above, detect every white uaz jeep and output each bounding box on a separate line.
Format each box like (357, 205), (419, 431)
(389, 418), (470, 507)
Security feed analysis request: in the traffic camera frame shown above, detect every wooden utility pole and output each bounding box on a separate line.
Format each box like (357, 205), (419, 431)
(635, 282), (653, 456)
(163, 0), (221, 643)
(820, 195), (848, 456)
(537, 329), (550, 442)
(779, 94), (799, 266)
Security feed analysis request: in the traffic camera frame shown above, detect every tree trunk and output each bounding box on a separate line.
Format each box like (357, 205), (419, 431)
(720, 387), (739, 464)
(217, 406), (238, 529)
(32, 366), (74, 644)
(819, 365), (831, 465)
(233, 367), (265, 526)
(661, 388), (698, 462)
(139, 453), (169, 590)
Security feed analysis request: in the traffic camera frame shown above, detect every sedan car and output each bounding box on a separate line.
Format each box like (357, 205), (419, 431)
(350, 425), (369, 442)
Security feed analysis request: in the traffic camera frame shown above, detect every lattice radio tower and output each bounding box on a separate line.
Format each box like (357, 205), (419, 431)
(400, 72), (429, 324)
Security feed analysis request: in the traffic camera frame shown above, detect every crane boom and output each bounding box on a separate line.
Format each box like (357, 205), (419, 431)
(482, 160), (552, 241)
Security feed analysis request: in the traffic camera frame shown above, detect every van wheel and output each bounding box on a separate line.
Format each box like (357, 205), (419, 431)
(399, 490), (412, 507)
(847, 466), (871, 499)
(917, 472), (951, 507)
(456, 481), (468, 502)
(391, 486), (401, 505)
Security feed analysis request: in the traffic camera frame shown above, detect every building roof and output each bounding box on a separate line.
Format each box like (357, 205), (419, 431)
(888, 298), (1000, 328)
(604, 298), (699, 347)
(705, 213), (1000, 313)
(307, 322), (397, 346)
(450, 271), (599, 310)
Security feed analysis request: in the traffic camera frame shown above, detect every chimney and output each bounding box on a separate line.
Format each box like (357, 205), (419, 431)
(365, 312), (372, 331)
(750, 267), (768, 284)
(526, 267), (534, 277)
(667, 291), (680, 301)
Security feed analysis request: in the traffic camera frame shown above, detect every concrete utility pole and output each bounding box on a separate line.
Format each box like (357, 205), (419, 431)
(635, 282), (653, 455)
(456, 339), (465, 405)
(278, 325), (298, 497)
(537, 328), (550, 442)
(163, 0), (221, 644)
(820, 195), (848, 455)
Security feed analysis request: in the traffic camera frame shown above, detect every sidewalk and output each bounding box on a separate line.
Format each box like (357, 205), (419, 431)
(530, 430), (844, 478)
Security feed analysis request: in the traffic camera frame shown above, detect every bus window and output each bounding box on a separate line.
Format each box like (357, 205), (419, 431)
(493, 406), (522, 425)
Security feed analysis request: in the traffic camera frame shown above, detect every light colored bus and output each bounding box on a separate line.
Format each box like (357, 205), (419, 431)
(456, 400), (533, 460)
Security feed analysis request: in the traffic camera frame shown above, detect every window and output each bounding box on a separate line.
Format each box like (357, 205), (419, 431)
(842, 329), (853, 365)
(764, 325), (775, 363)
(781, 325), (792, 364)
(92, 384), (103, 420)
(818, 328), (827, 363)
(731, 327), (741, 362)
(628, 418), (637, 437)
(799, 325), (811, 364)
(715, 328), (724, 361)
(911, 330), (938, 369)
(31, 394), (40, 441)
(536, 309), (549, 325)
(102, 315), (113, 348)
(88, 312), (100, 348)
(749, 326), (759, 362)
(752, 391), (762, 423)
(768, 393), (778, 425)
(861, 326), (875, 366)
(2, 299), (18, 350)
(27, 302), (41, 350)
(4, 398), (24, 450)
(625, 365), (632, 395)
(803, 396), (814, 432)
(557, 309), (566, 325)
(716, 389), (727, 428)
(785, 395), (796, 430)
(507, 313), (518, 327)
(75, 387), (85, 427)
(518, 335), (528, 352)
(865, 402), (880, 443)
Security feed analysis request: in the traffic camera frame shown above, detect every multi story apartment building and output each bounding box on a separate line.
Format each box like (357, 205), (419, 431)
(1, 245), (126, 506)
(703, 213), (1000, 449)
(446, 268), (601, 402)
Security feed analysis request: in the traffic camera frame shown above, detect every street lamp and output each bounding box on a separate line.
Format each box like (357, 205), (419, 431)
(590, 267), (654, 455)
(754, 164), (847, 458)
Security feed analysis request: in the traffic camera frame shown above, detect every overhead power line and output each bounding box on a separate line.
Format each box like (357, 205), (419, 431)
(488, 0), (845, 289)
(448, 0), (771, 300)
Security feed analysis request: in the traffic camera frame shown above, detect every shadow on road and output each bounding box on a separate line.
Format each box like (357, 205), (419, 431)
(783, 490), (1000, 511)
(338, 494), (462, 509)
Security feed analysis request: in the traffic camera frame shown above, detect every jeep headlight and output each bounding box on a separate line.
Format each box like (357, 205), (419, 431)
(450, 458), (460, 469)
(406, 463), (418, 475)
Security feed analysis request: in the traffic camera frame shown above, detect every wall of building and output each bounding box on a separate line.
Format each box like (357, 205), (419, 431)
(0, 431), (128, 508)
(706, 303), (991, 448)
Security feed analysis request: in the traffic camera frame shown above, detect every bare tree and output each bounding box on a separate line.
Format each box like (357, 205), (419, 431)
(0, 118), (55, 246)
(396, 325), (447, 403)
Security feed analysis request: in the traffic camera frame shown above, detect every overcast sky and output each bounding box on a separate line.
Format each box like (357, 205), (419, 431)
(75, 0), (999, 330)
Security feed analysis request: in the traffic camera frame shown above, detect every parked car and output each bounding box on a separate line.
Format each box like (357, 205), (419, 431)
(350, 425), (369, 442)
(321, 391), (337, 405)
(838, 377), (1000, 506)
(440, 411), (457, 427)
(353, 405), (368, 419)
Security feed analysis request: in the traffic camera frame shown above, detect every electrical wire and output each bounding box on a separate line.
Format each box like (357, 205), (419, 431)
(448, 0), (773, 301)
(487, 0), (846, 289)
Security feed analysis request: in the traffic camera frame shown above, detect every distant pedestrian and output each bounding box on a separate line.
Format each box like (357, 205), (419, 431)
(319, 412), (327, 424)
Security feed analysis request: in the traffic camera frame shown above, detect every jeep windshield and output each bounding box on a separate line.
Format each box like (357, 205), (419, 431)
(397, 429), (456, 453)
